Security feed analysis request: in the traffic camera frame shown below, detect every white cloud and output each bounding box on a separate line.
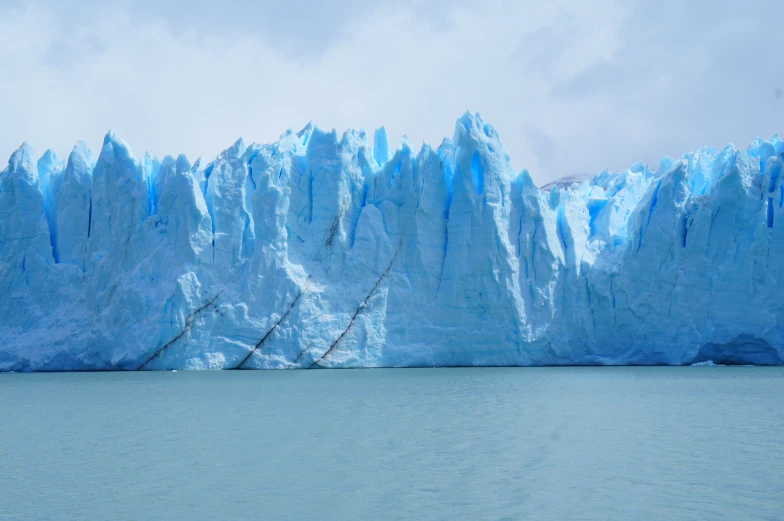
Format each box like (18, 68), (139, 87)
(0, 0), (781, 185)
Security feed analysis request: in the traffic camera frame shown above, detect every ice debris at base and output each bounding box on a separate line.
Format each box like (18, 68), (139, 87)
(2, 112), (784, 371)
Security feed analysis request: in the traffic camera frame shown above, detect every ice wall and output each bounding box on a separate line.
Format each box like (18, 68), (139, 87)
(1, 113), (783, 371)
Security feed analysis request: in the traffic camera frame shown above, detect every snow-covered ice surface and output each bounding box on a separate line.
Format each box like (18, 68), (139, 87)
(2, 112), (784, 371)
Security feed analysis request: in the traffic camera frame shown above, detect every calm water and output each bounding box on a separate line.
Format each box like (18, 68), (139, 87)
(1, 367), (783, 521)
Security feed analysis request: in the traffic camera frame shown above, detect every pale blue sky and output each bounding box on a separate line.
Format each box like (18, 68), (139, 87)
(1, 0), (782, 184)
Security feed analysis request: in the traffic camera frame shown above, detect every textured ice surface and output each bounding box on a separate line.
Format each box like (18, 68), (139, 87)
(2, 113), (784, 371)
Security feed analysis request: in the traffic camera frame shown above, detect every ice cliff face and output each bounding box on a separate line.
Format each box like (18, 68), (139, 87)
(2, 113), (784, 371)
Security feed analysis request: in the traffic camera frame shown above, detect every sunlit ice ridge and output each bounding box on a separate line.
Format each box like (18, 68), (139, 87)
(1, 112), (784, 371)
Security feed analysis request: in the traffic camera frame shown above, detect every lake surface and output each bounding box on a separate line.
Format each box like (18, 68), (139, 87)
(1, 367), (783, 520)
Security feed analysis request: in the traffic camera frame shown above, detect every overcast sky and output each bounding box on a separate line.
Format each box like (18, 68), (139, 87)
(1, 0), (782, 185)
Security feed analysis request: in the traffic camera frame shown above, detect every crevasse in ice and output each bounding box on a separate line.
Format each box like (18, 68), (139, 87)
(1, 112), (783, 370)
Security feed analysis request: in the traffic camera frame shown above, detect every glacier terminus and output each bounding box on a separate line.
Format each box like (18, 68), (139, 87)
(2, 112), (784, 371)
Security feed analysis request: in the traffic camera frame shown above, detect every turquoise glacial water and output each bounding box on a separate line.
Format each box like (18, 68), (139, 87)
(1, 367), (783, 520)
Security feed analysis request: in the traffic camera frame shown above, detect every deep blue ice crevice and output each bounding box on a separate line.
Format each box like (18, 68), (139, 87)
(767, 197), (774, 228)
(587, 198), (607, 238)
(144, 153), (162, 217)
(37, 150), (63, 263)
(87, 196), (92, 238)
(471, 151), (484, 195)
(556, 202), (570, 264)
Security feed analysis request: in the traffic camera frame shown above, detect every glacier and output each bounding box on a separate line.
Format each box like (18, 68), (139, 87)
(1, 112), (784, 371)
